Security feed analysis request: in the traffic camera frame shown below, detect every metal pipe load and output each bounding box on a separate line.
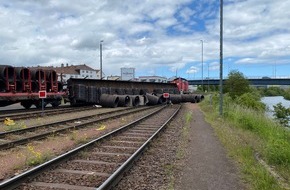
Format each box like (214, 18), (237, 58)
(195, 94), (205, 103)
(46, 69), (58, 92)
(145, 93), (160, 105)
(99, 94), (119, 108)
(0, 79), (5, 92)
(130, 95), (140, 107)
(0, 65), (16, 92)
(30, 68), (46, 92)
(15, 67), (31, 92)
(118, 95), (131, 107)
(181, 94), (197, 103)
(169, 94), (182, 104)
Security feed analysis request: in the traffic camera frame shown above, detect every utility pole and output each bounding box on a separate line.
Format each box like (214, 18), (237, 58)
(200, 39), (204, 92)
(219, 0), (223, 116)
(100, 40), (103, 80)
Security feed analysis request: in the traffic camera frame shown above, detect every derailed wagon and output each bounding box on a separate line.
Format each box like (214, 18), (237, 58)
(67, 78), (204, 107)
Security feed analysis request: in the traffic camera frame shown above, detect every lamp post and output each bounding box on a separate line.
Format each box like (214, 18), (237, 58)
(100, 40), (103, 80)
(200, 39), (204, 91)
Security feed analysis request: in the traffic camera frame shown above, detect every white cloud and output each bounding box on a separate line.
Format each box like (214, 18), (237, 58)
(0, 0), (289, 78)
(186, 66), (199, 74)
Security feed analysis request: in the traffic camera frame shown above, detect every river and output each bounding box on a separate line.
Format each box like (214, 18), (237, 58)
(261, 96), (290, 118)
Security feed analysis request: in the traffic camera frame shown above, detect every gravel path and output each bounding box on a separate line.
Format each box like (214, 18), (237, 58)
(175, 103), (246, 190)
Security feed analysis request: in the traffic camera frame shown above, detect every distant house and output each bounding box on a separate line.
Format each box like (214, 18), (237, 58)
(35, 63), (104, 83)
(32, 64), (101, 83)
(137, 76), (168, 83)
(55, 64), (103, 82)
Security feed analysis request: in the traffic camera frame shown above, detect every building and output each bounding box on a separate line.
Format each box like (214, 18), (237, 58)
(53, 64), (103, 82)
(107, 75), (120, 80)
(138, 76), (168, 83)
(121, 68), (135, 80)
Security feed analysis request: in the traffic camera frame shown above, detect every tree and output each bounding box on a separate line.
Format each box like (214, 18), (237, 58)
(273, 103), (290, 127)
(224, 70), (250, 99)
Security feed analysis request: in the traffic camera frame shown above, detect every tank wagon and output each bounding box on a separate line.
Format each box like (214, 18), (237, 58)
(67, 78), (204, 108)
(0, 65), (65, 109)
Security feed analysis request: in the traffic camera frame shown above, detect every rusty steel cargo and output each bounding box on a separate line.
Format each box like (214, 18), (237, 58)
(67, 78), (204, 107)
(0, 65), (65, 109)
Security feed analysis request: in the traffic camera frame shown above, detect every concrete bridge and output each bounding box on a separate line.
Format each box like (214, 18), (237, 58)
(188, 78), (290, 86)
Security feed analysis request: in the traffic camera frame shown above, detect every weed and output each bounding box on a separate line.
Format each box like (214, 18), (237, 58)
(25, 144), (52, 166)
(164, 164), (175, 190)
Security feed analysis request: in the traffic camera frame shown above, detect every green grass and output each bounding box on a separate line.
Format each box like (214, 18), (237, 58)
(200, 95), (290, 190)
(165, 110), (193, 190)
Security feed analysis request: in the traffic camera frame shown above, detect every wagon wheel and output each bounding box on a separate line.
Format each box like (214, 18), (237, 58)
(21, 101), (33, 109)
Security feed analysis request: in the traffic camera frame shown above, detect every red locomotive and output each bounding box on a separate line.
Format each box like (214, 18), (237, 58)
(170, 77), (189, 93)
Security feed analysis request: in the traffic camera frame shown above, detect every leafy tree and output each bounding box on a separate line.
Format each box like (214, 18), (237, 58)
(236, 92), (266, 111)
(284, 88), (290, 100)
(224, 70), (250, 99)
(273, 103), (290, 127)
(263, 86), (285, 96)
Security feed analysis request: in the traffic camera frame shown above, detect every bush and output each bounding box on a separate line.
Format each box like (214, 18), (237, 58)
(236, 93), (266, 111)
(273, 103), (290, 127)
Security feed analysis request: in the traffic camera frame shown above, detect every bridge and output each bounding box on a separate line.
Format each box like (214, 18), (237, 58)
(188, 78), (290, 86)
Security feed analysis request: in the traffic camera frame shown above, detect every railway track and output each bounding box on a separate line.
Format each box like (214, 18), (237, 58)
(0, 106), (96, 121)
(0, 104), (180, 190)
(0, 106), (154, 150)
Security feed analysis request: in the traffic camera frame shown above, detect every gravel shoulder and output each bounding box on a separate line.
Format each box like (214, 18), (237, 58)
(175, 103), (246, 190)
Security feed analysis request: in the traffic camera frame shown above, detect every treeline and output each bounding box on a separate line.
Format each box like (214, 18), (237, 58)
(203, 70), (290, 127)
(258, 86), (290, 100)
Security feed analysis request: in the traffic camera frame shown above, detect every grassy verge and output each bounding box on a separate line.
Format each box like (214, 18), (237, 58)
(200, 95), (290, 190)
(166, 108), (193, 190)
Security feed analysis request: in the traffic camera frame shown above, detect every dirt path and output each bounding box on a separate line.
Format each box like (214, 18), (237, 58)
(175, 103), (246, 190)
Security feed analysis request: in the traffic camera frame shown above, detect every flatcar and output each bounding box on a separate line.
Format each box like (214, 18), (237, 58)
(0, 65), (65, 109)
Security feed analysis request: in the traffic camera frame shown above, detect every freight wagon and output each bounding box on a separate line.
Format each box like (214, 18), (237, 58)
(0, 65), (65, 109)
(67, 78), (203, 108)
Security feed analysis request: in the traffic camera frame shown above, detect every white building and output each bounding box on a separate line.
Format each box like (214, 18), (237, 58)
(138, 76), (167, 83)
(53, 64), (103, 82)
(121, 68), (135, 80)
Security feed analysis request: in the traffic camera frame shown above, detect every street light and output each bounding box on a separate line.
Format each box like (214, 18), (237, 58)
(100, 40), (103, 80)
(200, 39), (204, 91)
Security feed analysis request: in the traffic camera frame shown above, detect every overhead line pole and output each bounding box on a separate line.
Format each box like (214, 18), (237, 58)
(219, 0), (223, 116)
(200, 39), (204, 91)
(100, 40), (103, 80)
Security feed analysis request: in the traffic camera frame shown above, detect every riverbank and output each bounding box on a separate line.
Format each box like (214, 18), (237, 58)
(200, 96), (290, 190)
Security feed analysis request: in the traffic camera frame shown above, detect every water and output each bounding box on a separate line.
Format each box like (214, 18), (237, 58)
(261, 96), (290, 118)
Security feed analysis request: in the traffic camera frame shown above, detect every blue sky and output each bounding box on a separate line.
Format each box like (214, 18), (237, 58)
(0, 0), (289, 80)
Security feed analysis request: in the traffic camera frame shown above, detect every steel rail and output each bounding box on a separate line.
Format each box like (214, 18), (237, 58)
(97, 104), (181, 190)
(0, 106), (94, 121)
(0, 105), (167, 190)
(0, 107), (131, 138)
(0, 106), (154, 150)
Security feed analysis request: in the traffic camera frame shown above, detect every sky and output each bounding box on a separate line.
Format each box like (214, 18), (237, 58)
(0, 0), (290, 80)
